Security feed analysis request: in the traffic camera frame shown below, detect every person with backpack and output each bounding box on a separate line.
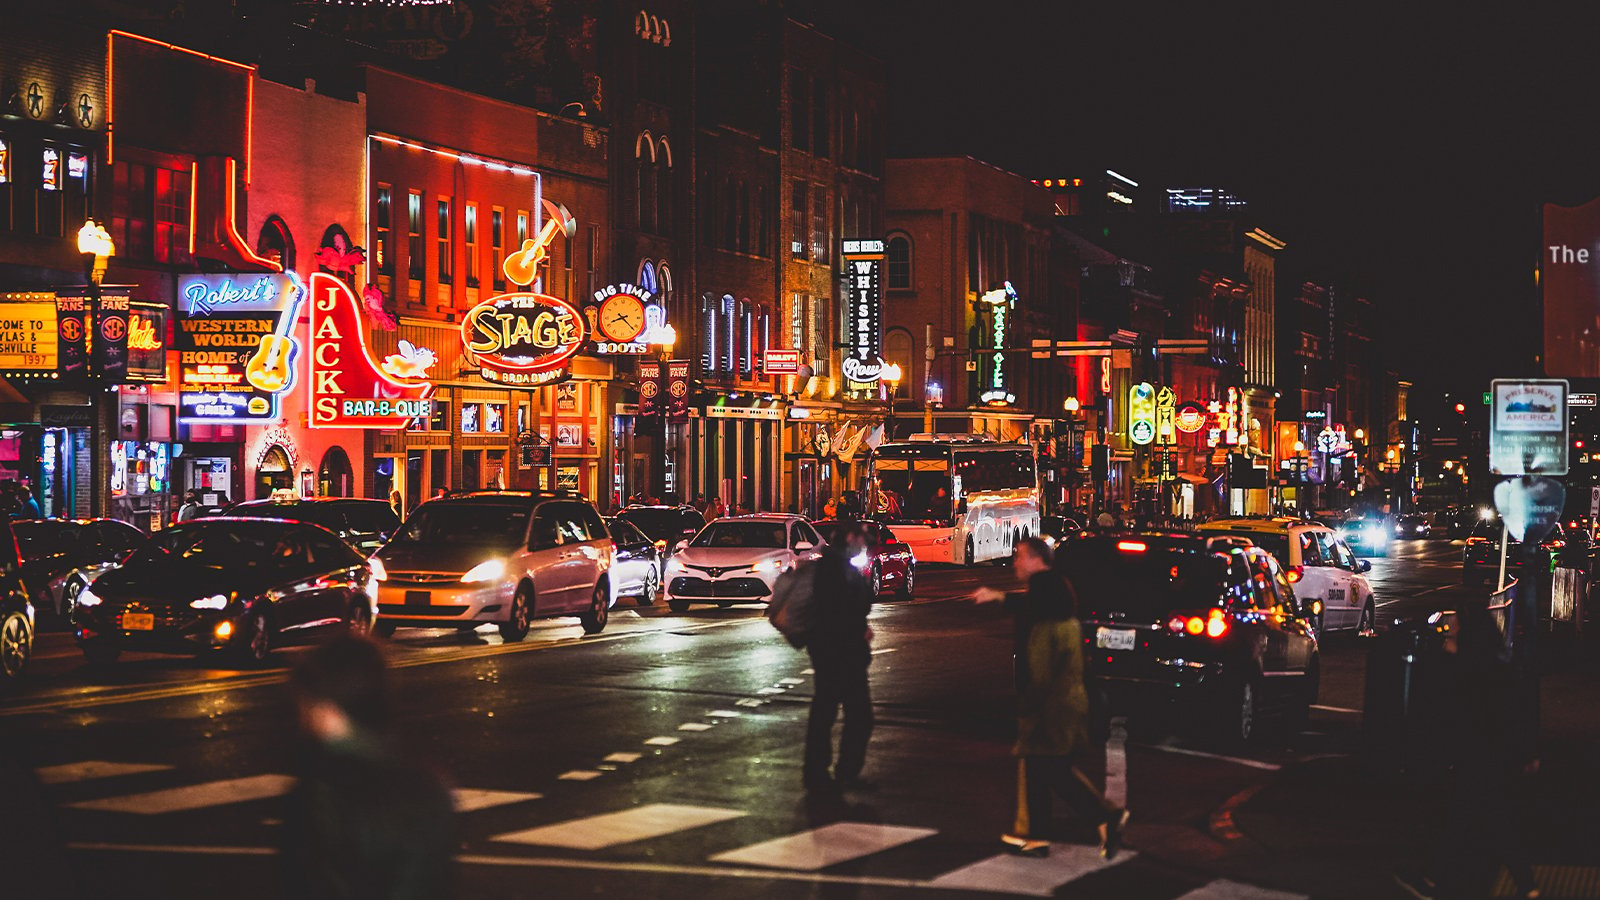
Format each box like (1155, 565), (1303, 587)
(801, 521), (876, 791)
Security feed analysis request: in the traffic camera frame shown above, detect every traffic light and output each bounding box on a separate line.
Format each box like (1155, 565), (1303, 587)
(1090, 444), (1110, 482)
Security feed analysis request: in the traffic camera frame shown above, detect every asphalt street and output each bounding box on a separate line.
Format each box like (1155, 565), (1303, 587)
(0, 538), (1508, 899)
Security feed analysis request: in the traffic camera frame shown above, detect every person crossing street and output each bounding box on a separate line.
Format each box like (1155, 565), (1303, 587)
(802, 521), (876, 791)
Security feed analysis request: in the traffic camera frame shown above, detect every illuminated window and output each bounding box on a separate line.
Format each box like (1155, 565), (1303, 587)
(41, 147), (60, 191)
(151, 164), (191, 264)
(887, 234), (912, 290)
(491, 207), (505, 291)
(516, 210), (528, 246)
(436, 197), (452, 285)
(485, 403), (505, 433)
(407, 190), (423, 280)
(464, 202), (479, 288)
(461, 403), (479, 434)
(374, 185), (392, 274)
(66, 151), (88, 188)
(0, 137), (9, 183)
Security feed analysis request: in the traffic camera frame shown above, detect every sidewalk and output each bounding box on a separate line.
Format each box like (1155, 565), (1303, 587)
(1231, 650), (1600, 899)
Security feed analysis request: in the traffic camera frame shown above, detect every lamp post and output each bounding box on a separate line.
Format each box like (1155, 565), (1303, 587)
(651, 325), (677, 503)
(78, 220), (114, 519)
(881, 362), (902, 441)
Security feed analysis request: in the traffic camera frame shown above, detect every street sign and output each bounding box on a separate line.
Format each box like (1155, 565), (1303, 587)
(1489, 379), (1569, 476)
(1493, 475), (1566, 544)
(1571, 392), (1598, 408)
(1590, 485), (1600, 519)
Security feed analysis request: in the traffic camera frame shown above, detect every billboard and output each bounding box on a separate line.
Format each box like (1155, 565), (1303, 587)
(1543, 197), (1600, 377)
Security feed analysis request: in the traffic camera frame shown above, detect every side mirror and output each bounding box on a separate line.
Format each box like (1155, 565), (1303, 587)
(794, 541), (814, 552)
(1358, 559), (1372, 573)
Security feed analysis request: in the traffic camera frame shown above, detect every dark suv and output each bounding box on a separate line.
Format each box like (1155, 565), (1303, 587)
(1064, 533), (1320, 744)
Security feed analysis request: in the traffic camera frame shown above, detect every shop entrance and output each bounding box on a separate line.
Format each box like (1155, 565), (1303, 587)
(256, 445), (293, 499)
(318, 447), (353, 497)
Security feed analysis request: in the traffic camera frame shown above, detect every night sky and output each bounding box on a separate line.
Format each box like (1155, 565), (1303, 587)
(811, 2), (1600, 407)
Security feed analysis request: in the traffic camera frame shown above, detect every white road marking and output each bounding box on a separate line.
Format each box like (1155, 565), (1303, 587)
(707, 709), (743, 718)
(491, 803), (746, 850)
(926, 843), (1135, 895)
(452, 789), (542, 812)
(758, 687), (787, 695)
(604, 752), (643, 764)
(710, 823), (937, 870)
(644, 737), (681, 746)
(35, 761), (173, 785)
(1144, 744), (1281, 771)
(779, 678), (806, 685)
(736, 698), (766, 707)
(1175, 879), (1308, 900)
(1104, 717), (1128, 808)
(871, 647), (898, 655)
(557, 770), (603, 781)
(69, 774), (295, 814)
(801, 668), (815, 675)
(1310, 704), (1361, 714)
(678, 722), (714, 732)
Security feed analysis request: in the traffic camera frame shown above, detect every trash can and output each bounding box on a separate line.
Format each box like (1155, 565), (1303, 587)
(1361, 614), (1452, 776)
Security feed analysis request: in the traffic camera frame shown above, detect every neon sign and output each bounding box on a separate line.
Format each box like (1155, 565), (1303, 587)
(463, 200), (586, 387)
(176, 272), (302, 423)
(980, 281), (1018, 405)
(842, 239), (884, 386)
(1175, 402), (1205, 433)
(1129, 382), (1156, 445)
(1155, 385), (1176, 445)
(308, 273), (435, 428)
(178, 274), (292, 315)
(589, 282), (672, 355)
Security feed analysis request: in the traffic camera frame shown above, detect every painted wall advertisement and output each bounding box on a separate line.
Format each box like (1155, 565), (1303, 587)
(176, 273), (303, 423)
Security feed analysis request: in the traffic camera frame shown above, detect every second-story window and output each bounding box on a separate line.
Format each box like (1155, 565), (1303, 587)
(436, 197), (452, 285)
(491, 207), (505, 291)
(790, 181), (807, 258)
(407, 190), (423, 280)
(465, 203), (479, 288)
(810, 188), (829, 265)
(789, 69), (810, 153)
(887, 235), (912, 290)
(374, 185), (392, 274)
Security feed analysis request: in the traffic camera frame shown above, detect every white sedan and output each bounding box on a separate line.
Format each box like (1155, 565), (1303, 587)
(664, 515), (825, 612)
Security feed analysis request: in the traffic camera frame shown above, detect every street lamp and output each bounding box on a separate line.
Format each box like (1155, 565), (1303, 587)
(881, 362), (903, 440)
(1063, 396), (1081, 413)
(1353, 428), (1365, 441)
(78, 219), (114, 285)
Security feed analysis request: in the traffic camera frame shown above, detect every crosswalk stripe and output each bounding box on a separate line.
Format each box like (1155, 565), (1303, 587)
(451, 789), (542, 813)
(1175, 879), (1307, 900)
(68, 774), (295, 814)
(35, 761), (173, 785)
(710, 823), (937, 870)
(491, 803), (746, 850)
(925, 843), (1134, 896)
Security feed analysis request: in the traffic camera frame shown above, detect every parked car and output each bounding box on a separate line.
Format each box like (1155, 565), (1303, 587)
(71, 518), (376, 665)
(0, 518), (35, 685)
(1198, 517), (1377, 636)
(614, 505), (707, 555)
(222, 498), (401, 554)
(370, 491), (615, 639)
(663, 515), (825, 612)
(1066, 533), (1320, 744)
(13, 519), (147, 616)
(811, 519), (916, 598)
(1462, 519), (1565, 584)
(605, 516), (662, 606)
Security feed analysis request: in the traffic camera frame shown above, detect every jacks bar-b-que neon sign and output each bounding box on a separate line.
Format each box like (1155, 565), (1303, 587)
(308, 273), (435, 428)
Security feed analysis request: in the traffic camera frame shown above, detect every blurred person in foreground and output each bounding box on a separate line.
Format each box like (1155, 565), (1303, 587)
(282, 635), (456, 900)
(973, 537), (1128, 859)
(803, 520), (876, 791)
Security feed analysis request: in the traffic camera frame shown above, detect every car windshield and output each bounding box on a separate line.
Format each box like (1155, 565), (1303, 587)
(392, 503), (530, 548)
(12, 521), (77, 560)
(619, 508), (702, 541)
(690, 521), (788, 549)
(873, 469), (954, 525)
(135, 524), (287, 570)
(1061, 540), (1228, 620)
(227, 502), (343, 530)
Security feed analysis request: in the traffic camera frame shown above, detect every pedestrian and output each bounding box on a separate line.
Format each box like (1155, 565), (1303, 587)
(176, 490), (204, 522)
(706, 495), (726, 520)
(803, 520), (876, 791)
(1094, 507), (1116, 529)
(690, 492), (707, 512)
(282, 634), (456, 900)
(972, 537), (1128, 859)
(388, 490), (404, 521)
(822, 495), (838, 519)
(1397, 605), (1541, 900)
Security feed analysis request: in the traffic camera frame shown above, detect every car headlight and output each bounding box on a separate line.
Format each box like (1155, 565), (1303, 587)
(77, 587), (102, 608)
(190, 593), (230, 610)
(369, 556), (388, 581)
(460, 559), (506, 584)
(850, 551), (871, 573)
(751, 558), (785, 574)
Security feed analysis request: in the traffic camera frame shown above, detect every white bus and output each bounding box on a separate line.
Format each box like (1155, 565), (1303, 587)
(869, 435), (1040, 565)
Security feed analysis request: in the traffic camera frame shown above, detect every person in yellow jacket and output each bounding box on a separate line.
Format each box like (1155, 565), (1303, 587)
(974, 538), (1129, 859)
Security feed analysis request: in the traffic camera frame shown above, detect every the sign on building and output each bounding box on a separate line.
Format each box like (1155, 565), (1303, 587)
(1176, 402), (1205, 434)
(1129, 382), (1156, 446)
(0, 293), (60, 372)
(589, 283), (672, 355)
(841, 239), (884, 388)
(1489, 378), (1569, 476)
(176, 273), (303, 423)
(308, 273), (435, 428)
(763, 348), (801, 375)
(638, 360), (662, 417)
(94, 291), (130, 383)
(464, 201), (585, 388)
(54, 294), (87, 375)
(1155, 385), (1176, 445)
(979, 282), (1018, 405)
(127, 301), (167, 382)
(666, 359), (691, 418)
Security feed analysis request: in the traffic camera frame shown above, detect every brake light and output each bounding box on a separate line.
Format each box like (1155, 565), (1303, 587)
(1206, 611), (1229, 638)
(1169, 609), (1229, 638)
(1116, 541), (1147, 553)
(1167, 615), (1187, 633)
(1184, 616), (1205, 635)
(1286, 565), (1303, 583)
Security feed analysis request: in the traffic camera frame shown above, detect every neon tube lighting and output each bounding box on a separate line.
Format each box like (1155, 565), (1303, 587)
(1105, 169), (1139, 187)
(370, 134), (538, 177)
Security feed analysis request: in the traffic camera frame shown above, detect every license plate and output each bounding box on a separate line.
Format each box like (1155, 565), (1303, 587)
(1096, 627), (1136, 651)
(122, 612), (154, 631)
(405, 590), (430, 606)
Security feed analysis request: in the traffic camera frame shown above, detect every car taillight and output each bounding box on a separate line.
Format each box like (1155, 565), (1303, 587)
(1168, 609), (1229, 638)
(1206, 614), (1229, 638)
(1286, 565), (1303, 583)
(1116, 540), (1147, 553)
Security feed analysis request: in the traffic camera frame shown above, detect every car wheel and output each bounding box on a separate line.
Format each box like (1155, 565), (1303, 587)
(579, 583), (609, 635)
(500, 585), (532, 642)
(1220, 676), (1261, 745)
(347, 600), (373, 636)
(374, 621), (397, 639)
(896, 564), (915, 599)
(81, 642), (120, 666)
(668, 599), (690, 613)
(64, 578), (86, 616)
(236, 612), (272, 665)
(0, 610), (31, 680)
(870, 566), (882, 597)
(639, 569), (659, 606)
(965, 536), (976, 567)
(1357, 599), (1377, 638)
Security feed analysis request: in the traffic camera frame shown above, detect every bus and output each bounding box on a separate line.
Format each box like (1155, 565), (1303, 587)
(868, 435), (1040, 565)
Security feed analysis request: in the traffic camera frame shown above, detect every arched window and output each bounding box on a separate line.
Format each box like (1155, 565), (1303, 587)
(657, 153), (673, 237)
(636, 131), (657, 233)
(638, 259), (658, 293)
(657, 263), (674, 317)
(887, 233), (912, 290)
(884, 327), (915, 399)
(319, 446), (353, 497)
(256, 215), (294, 271)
